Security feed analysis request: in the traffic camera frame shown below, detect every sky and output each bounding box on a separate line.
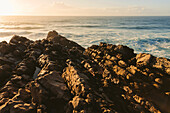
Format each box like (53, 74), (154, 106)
(0, 0), (170, 16)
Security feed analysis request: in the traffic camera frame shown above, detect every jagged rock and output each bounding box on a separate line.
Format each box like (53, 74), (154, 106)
(0, 57), (13, 65)
(9, 35), (31, 45)
(151, 57), (170, 75)
(47, 30), (59, 39)
(118, 60), (127, 67)
(0, 63), (13, 87)
(0, 88), (35, 113)
(35, 71), (71, 101)
(136, 53), (152, 67)
(0, 31), (169, 113)
(69, 96), (87, 112)
(114, 45), (135, 60)
(0, 41), (11, 55)
(47, 30), (85, 51)
(84, 42), (170, 113)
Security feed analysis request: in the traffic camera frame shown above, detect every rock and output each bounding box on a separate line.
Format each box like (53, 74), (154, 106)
(0, 64), (12, 86)
(29, 81), (49, 104)
(118, 60), (127, 67)
(114, 45), (135, 60)
(69, 96), (86, 111)
(151, 57), (170, 75)
(0, 31), (169, 113)
(10, 103), (35, 113)
(9, 35), (31, 45)
(84, 40), (170, 113)
(0, 41), (11, 55)
(0, 57), (13, 65)
(155, 78), (163, 84)
(136, 53), (152, 67)
(0, 88), (35, 113)
(36, 71), (71, 101)
(33, 67), (41, 79)
(47, 30), (85, 51)
(47, 30), (59, 39)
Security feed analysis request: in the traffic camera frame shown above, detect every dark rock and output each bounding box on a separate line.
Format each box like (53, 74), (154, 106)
(47, 30), (85, 51)
(0, 41), (11, 55)
(0, 57), (13, 65)
(47, 30), (59, 38)
(114, 45), (135, 60)
(151, 57), (170, 75)
(9, 35), (31, 45)
(0, 31), (169, 113)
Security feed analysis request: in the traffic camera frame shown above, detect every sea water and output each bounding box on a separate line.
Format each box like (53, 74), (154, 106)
(0, 16), (169, 58)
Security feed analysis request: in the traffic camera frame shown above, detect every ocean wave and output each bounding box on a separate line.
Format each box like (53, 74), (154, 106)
(0, 22), (43, 26)
(55, 25), (103, 28)
(0, 16), (169, 58)
(54, 25), (170, 30)
(0, 31), (32, 37)
(51, 20), (74, 23)
(0, 26), (44, 30)
(28, 33), (47, 40)
(125, 37), (170, 58)
(0, 32), (15, 37)
(135, 37), (170, 45)
(114, 26), (170, 30)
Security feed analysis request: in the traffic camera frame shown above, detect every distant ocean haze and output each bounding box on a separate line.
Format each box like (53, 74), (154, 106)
(0, 16), (169, 58)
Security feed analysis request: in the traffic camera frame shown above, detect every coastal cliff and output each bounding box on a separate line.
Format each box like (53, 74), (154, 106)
(0, 31), (169, 113)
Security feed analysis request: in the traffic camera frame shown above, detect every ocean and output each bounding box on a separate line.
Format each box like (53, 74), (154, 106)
(0, 16), (169, 58)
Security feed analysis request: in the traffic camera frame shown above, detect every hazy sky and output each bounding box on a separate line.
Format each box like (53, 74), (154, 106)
(0, 0), (170, 16)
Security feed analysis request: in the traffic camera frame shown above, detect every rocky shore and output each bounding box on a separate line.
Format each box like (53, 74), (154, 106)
(0, 31), (169, 113)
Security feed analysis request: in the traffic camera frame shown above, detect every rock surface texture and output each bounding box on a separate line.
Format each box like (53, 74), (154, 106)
(0, 30), (169, 113)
